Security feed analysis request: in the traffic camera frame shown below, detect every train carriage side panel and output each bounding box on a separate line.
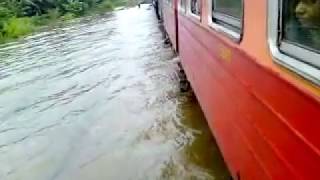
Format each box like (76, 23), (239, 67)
(177, 0), (320, 179)
(162, 0), (178, 51)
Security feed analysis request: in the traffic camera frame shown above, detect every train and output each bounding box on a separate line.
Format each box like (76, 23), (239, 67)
(156, 0), (320, 179)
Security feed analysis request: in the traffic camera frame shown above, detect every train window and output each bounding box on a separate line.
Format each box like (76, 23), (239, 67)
(214, 0), (242, 19)
(166, 0), (172, 7)
(190, 0), (201, 16)
(179, 0), (187, 13)
(210, 0), (243, 40)
(268, 0), (320, 85)
(282, 0), (320, 61)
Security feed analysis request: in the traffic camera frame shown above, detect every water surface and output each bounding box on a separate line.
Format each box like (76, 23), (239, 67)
(0, 6), (230, 180)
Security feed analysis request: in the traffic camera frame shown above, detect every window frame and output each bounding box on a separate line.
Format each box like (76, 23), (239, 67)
(268, 0), (320, 85)
(188, 0), (201, 20)
(208, 0), (244, 42)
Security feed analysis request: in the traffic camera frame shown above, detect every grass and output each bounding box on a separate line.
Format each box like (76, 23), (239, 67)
(2, 17), (34, 38)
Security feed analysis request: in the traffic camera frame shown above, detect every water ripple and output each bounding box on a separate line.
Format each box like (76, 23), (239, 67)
(0, 6), (229, 180)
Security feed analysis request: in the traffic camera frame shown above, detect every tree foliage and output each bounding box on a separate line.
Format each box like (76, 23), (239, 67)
(0, 0), (121, 18)
(0, 0), (124, 42)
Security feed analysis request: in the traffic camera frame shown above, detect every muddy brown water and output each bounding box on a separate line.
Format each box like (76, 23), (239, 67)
(0, 5), (230, 180)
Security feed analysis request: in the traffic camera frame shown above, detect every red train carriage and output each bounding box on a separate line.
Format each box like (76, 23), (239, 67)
(161, 0), (320, 179)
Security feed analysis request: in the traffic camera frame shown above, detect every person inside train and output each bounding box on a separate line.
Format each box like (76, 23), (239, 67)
(284, 0), (320, 51)
(191, 0), (201, 16)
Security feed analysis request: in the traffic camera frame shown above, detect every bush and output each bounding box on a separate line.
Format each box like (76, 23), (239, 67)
(110, 0), (126, 7)
(61, 0), (89, 16)
(61, 12), (76, 21)
(47, 8), (61, 19)
(20, 0), (58, 16)
(3, 17), (35, 38)
(0, 6), (14, 30)
(32, 9), (60, 26)
(0, 6), (14, 18)
(98, 0), (114, 11)
(32, 15), (49, 26)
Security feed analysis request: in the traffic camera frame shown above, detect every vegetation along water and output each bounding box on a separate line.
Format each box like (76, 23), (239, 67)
(0, 0), (132, 43)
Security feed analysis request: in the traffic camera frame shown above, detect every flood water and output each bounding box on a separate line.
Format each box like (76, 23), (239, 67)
(0, 6), (230, 180)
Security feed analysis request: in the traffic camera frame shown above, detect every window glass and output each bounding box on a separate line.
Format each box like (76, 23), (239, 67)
(282, 0), (320, 52)
(180, 0), (186, 12)
(166, 0), (172, 6)
(213, 0), (242, 19)
(191, 0), (201, 16)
